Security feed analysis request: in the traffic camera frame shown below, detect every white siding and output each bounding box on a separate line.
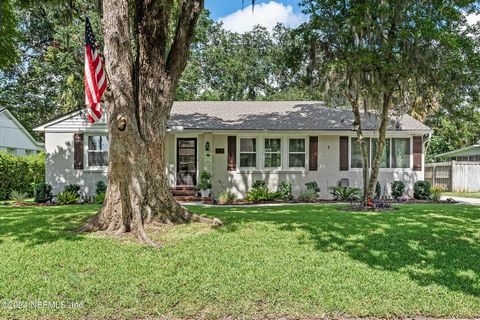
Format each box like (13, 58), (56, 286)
(0, 111), (43, 155)
(221, 134), (422, 199)
(45, 132), (107, 195)
(44, 130), (424, 198)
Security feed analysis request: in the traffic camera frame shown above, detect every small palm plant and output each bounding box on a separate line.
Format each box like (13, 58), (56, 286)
(10, 190), (28, 205)
(57, 191), (80, 205)
(331, 187), (361, 202)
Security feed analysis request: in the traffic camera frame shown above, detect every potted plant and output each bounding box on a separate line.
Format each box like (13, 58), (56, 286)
(197, 170), (212, 198)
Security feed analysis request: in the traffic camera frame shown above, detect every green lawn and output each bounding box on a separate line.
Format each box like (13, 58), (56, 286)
(0, 203), (479, 319)
(444, 192), (480, 199)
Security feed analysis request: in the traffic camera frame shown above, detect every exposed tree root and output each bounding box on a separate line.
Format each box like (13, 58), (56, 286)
(78, 201), (222, 247)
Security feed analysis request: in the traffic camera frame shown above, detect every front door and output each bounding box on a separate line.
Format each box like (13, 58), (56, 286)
(176, 138), (197, 186)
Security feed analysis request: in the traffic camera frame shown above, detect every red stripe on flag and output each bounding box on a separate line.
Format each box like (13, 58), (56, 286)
(85, 46), (99, 99)
(85, 19), (107, 124)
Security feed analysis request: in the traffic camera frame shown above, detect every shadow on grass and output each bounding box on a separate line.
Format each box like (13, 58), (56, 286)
(200, 204), (480, 298)
(3, 202), (479, 298)
(0, 205), (97, 246)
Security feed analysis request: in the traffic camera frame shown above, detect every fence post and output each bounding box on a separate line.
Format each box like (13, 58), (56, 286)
(450, 160), (455, 191)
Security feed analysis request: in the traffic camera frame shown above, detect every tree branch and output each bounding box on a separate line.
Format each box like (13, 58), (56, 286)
(166, 0), (204, 85)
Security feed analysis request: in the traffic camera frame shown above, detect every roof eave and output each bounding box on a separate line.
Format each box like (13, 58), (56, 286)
(2, 109), (44, 147)
(33, 110), (82, 132)
(434, 145), (480, 159)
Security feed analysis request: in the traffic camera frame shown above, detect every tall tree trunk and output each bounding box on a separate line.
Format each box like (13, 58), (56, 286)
(351, 98), (369, 203)
(365, 92), (392, 200)
(347, 75), (369, 204)
(81, 0), (219, 243)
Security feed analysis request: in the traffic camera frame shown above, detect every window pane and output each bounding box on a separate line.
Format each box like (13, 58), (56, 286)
(265, 138), (281, 152)
(392, 138), (410, 168)
(371, 138), (390, 168)
(240, 138), (256, 152)
(240, 154), (256, 167)
(289, 154), (305, 168)
(88, 136), (109, 166)
(265, 153), (281, 167)
(351, 138), (370, 168)
(179, 148), (195, 156)
(178, 140), (195, 148)
(88, 136), (109, 151)
(88, 152), (109, 166)
(289, 139), (305, 152)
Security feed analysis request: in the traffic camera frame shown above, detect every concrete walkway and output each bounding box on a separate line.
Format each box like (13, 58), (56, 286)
(441, 196), (480, 205)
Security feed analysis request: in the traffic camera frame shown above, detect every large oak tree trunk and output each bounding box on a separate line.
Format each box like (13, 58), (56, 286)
(82, 0), (218, 243)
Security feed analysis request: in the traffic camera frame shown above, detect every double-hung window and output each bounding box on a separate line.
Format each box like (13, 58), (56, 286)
(288, 138), (306, 168)
(371, 138), (390, 168)
(240, 138), (256, 168)
(264, 138), (281, 168)
(87, 135), (109, 167)
(350, 137), (411, 169)
(351, 138), (370, 168)
(392, 138), (410, 168)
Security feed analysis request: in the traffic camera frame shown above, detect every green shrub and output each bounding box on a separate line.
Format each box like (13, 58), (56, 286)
(95, 181), (107, 195)
(0, 151), (45, 200)
(57, 191), (80, 205)
(34, 182), (52, 203)
(197, 171), (212, 190)
(64, 184), (80, 196)
(217, 190), (237, 205)
(297, 188), (317, 202)
(375, 181), (381, 199)
(246, 187), (274, 201)
(391, 181), (405, 199)
(305, 181), (320, 193)
(331, 187), (361, 201)
(414, 180), (431, 200)
(277, 181), (293, 200)
(10, 190), (28, 205)
(95, 192), (106, 204)
(252, 180), (267, 189)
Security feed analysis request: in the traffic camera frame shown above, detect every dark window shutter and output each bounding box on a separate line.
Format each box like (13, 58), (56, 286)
(339, 136), (349, 171)
(74, 133), (84, 170)
(309, 136), (318, 171)
(227, 136), (236, 171)
(413, 136), (422, 171)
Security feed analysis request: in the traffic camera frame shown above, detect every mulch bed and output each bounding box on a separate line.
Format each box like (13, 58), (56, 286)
(212, 198), (459, 206)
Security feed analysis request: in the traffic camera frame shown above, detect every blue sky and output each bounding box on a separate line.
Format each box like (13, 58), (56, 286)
(205, 0), (307, 33)
(205, 0), (302, 20)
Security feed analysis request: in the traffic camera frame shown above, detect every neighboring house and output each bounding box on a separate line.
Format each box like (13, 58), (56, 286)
(0, 108), (44, 155)
(434, 142), (480, 162)
(33, 101), (432, 199)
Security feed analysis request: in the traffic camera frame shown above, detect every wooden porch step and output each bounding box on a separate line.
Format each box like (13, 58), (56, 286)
(172, 190), (197, 196)
(171, 186), (197, 197)
(174, 196), (203, 202)
(171, 186), (196, 191)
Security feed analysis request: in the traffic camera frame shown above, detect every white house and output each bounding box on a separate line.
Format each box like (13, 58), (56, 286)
(33, 101), (432, 199)
(0, 108), (44, 155)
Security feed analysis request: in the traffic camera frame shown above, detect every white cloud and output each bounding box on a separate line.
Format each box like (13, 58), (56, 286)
(219, 1), (307, 33)
(467, 13), (480, 25)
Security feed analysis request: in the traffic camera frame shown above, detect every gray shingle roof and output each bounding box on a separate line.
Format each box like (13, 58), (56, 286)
(169, 101), (431, 132)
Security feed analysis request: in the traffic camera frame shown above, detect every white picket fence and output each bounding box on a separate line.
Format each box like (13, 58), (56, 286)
(425, 161), (480, 192)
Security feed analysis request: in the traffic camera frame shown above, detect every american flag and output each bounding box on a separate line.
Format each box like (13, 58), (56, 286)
(84, 17), (107, 123)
